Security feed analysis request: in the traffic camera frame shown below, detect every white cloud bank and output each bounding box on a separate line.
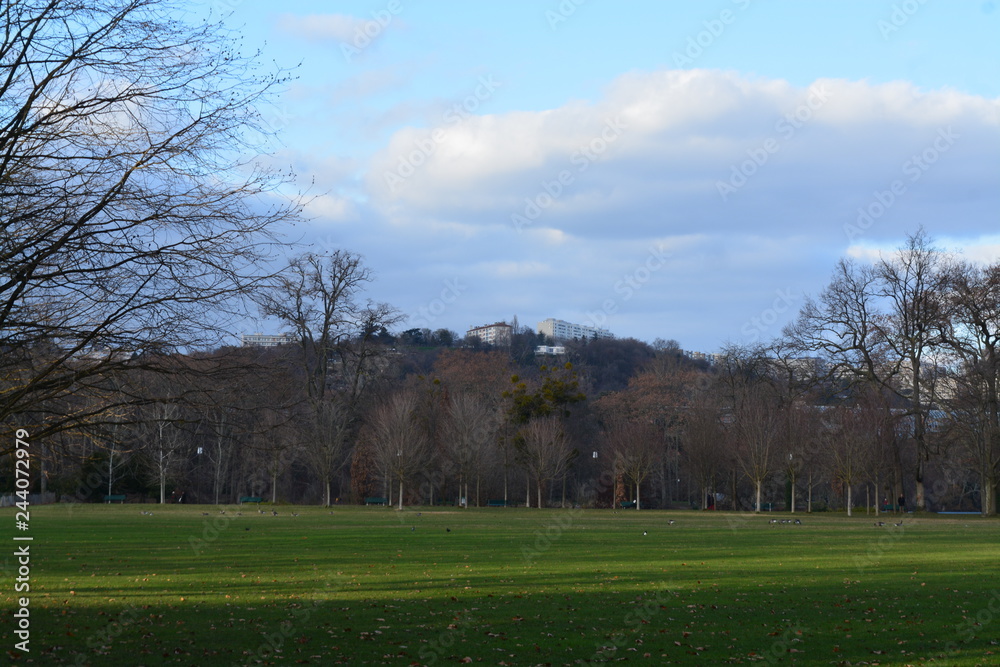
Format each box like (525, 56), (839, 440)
(304, 69), (1000, 349)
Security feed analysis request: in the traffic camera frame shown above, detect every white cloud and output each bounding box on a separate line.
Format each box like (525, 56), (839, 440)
(365, 69), (998, 245)
(298, 69), (1000, 349)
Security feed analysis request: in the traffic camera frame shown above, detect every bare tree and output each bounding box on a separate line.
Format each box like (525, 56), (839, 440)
(941, 260), (1000, 515)
(517, 416), (575, 509)
(822, 405), (871, 516)
(0, 0), (302, 454)
(444, 392), (498, 508)
(785, 230), (951, 510)
(136, 401), (186, 505)
(874, 230), (952, 510)
(683, 383), (730, 510)
(717, 347), (783, 512)
(369, 391), (429, 510)
(258, 250), (400, 506)
(604, 418), (660, 510)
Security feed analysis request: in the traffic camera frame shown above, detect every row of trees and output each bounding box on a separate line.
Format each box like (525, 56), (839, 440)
(1, 3), (997, 514)
(8, 232), (999, 516)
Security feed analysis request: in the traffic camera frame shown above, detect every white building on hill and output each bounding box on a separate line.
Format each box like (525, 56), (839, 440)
(537, 318), (614, 342)
(466, 321), (512, 346)
(241, 332), (296, 347)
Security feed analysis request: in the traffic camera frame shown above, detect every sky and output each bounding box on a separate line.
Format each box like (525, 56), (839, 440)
(200, 0), (1000, 352)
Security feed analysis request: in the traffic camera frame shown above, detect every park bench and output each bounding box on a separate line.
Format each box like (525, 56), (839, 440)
(487, 499), (507, 507)
(620, 500), (636, 509)
(239, 496), (263, 505)
(365, 497), (388, 506)
(104, 494), (126, 503)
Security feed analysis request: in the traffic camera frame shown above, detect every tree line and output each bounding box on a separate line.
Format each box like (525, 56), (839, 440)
(1, 2), (997, 515)
(5, 230), (1000, 516)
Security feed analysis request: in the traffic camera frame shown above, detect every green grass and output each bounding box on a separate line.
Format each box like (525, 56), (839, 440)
(2, 505), (999, 666)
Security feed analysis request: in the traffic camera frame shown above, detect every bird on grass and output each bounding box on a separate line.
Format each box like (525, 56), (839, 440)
(875, 521), (885, 527)
(667, 519), (676, 526)
(271, 510), (278, 516)
(769, 518), (778, 524)
(446, 528), (451, 532)
(794, 519), (802, 525)
(291, 512), (299, 517)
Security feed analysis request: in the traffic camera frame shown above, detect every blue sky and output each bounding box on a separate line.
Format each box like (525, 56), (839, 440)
(203, 0), (1000, 351)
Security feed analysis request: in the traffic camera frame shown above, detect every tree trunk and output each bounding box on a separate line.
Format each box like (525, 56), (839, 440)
(635, 483), (641, 510)
(789, 472), (796, 513)
(398, 480), (403, 510)
(660, 455), (669, 507)
(846, 483), (853, 517)
(503, 457), (508, 504)
(915, 456), (926, 512)
(807, 472), (813, 513)
(754, 479), (762, 513)
(731, 469), (738, 511)
(983, 475), (995, 517)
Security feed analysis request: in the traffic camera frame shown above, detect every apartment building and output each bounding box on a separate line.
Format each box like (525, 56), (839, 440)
(537, 318), (614, 342)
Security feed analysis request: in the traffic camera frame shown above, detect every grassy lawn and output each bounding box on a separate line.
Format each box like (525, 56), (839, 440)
(2, 504), (999, 666)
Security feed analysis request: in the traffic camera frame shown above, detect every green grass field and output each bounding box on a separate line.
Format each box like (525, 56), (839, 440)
(2, 504), (999, 666)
